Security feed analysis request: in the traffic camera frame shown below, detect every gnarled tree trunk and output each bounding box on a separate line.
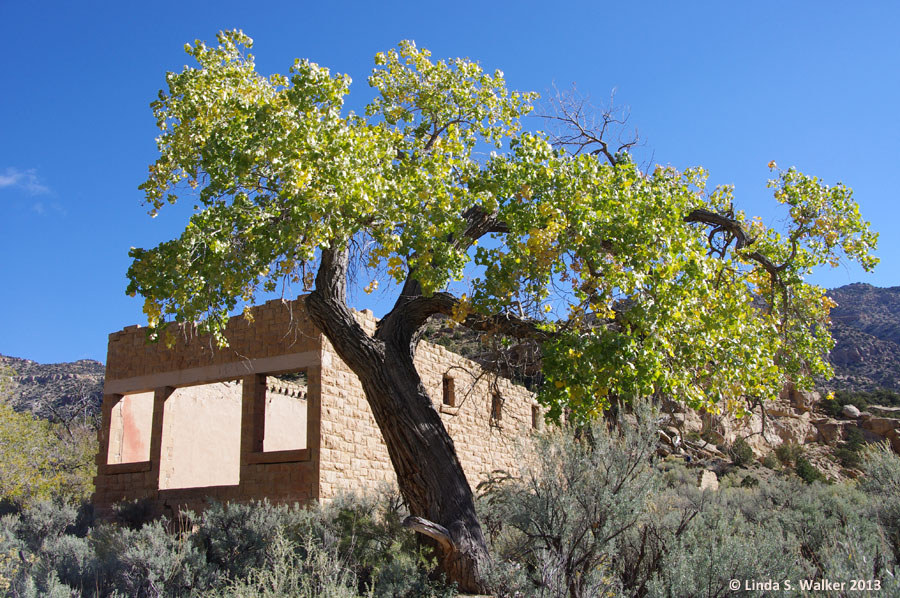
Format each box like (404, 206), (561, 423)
(306, 248), (491, 593)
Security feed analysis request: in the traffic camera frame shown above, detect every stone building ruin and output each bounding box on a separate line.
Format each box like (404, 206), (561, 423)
(93, 298), (538, 517)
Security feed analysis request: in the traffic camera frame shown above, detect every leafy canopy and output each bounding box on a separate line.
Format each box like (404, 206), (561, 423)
(128, 31), (878, 420)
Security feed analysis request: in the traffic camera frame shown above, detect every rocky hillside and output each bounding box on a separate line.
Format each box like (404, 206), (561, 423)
(0, 354), (104, 420)
(828, 283), (900, 392)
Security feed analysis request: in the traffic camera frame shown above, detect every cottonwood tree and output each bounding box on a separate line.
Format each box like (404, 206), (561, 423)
(126, 31), (878, 592)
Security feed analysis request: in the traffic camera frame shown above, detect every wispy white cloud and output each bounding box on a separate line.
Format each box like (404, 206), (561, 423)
(0, 167), (50, 195)
(30, 200), (66, 217)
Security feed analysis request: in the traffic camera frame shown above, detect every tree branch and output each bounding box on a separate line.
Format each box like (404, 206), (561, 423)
(378, 290), (551, 350)
(536, 84), (639, 166)
(403, 516), (455, 553)
(455, 205), (509, 248)
(684, 209), (781, 278)
(685, 208), (792, 317)
(377, 203), (516, 351)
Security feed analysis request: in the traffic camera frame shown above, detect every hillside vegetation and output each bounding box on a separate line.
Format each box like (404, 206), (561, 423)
(1, 408), (900, 597)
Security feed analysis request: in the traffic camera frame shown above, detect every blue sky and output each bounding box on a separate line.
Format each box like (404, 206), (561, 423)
(1, 1), (898, 364)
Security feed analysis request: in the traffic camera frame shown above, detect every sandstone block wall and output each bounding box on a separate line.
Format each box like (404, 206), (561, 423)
(94, 298), (322, 518)
(94, 299), (537, 517)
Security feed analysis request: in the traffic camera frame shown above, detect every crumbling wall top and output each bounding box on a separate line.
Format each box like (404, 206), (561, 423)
(106, 298), (321, 383)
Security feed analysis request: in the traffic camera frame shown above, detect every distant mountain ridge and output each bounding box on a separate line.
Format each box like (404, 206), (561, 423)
(0, 353), (104, 419)
(827, 283), (900, 392)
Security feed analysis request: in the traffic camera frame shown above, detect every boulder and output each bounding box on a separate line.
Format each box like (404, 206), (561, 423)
(708, 411), (783, 457)
(796, 390), (819, 412)
(859, 415), (899, 438)
(766, 398), (798, 418)
(699, 470), (719, 491)
(812, 418), (850, 444)
(842, 404), (862, 419)
(781, 383), (818, 412)
(771, 415), (818, 445)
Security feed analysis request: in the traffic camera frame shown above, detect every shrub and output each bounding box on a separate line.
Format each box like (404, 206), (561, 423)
(758, 479), (882, 573)
(861, 442), (900, 568)
(478, 402), (659, 598)
(645, 489), (810, 598)
(835, 446), (861, 468)
(111, 498), (156, 530)
(821, 390), (867, 417)
(774, 442), (803, 467)
(740, 474), (760, 488)
(0, 492), (454, 597)
(795, 456), (827, 484)
(823, 388), (900, 417)
(201, 530), (358, 598)
(761, 452), (780, 469)
(92, 518), (209, 596)
(0, 404), (95, 506)
(727, 437), (755, 467)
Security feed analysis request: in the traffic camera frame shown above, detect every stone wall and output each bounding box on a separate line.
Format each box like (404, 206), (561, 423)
(317, 309), (537, 499)
(94, 298), (322, 517)
(94, 299), (537, 516)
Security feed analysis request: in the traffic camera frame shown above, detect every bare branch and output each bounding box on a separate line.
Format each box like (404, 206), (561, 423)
(685, 208), (792, 317)
(535, 84), (640, 166)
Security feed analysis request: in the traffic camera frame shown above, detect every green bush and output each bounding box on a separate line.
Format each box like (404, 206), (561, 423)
(5, 414), (900, 596)
(823, 388), (900, 417)
(822, 390), (869, 417)
(727, 437), (755, 467)
(201, 530), (358, 598)
(761, 452), (780, 469)
(775, 442), (804, 467)
(835, 446), (861, 468)
(645, 489), (810, 597)
(861, 442), (900, 567)
(795, 456), (827, 484)
(0, 493), (454, 597)
(477, 408), (900, 596)
(0, 404), (96, 506)
(835, 427), (865, 468)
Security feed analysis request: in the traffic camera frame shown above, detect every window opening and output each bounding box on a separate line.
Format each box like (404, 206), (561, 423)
(262, 372), (308, 452)
(158, 381), (242, 489)
(442, 375), (456, 407)
(107, 391), (154, 464)
(491, 392), (503, 424)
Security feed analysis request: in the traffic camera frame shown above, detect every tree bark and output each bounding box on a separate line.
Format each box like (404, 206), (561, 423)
(306, 248), (490, 593)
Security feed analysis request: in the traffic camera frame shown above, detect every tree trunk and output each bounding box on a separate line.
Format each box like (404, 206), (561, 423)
(306, 249), (490, 593)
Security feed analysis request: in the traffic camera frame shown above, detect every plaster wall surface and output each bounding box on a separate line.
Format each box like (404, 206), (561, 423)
(264, 386), (308, 451)
(107, 391), (153, 464)
(158, 382), (242, 490)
